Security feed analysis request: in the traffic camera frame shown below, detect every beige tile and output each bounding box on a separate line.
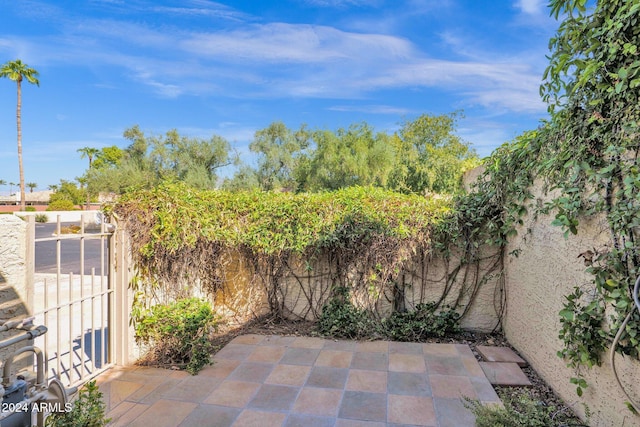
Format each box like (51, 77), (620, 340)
(248, 345), (286, 363)
(203, 380), (260, 407)
(199, 359), (241, 378)
(356, 341), (388, 353)
(265, 364), (311, 387)
(345, 370), (387, 393)
(106, 401), (149, 427)
(234, 409), (286, 426)
(128, 399), (196, 427)
(291, 336), (326, 349)
(387, 394), (436, 426)
(430, 375), (477, 399)
(315, 350), (353, 368)
(389, 353), (426, 373)
(293, 387), (343, 416)
(479, 362), (532, 386)
(423, 343), (457, 356)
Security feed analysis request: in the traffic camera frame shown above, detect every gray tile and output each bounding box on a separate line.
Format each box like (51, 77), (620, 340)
(387, 372), (431, 396)
(306, 366), (349, 389)
(339, 391), (387, 422)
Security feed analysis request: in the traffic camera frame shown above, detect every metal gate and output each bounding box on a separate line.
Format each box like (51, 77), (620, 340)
(28, 213), (117, 388)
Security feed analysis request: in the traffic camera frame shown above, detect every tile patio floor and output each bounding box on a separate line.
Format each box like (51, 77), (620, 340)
(96, 334), (502, 426)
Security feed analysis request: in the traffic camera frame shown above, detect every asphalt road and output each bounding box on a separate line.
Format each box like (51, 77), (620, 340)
(35, 222), (109, 275)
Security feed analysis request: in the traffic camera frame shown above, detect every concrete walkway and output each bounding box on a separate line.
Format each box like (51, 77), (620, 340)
(96, 335), (502, 426)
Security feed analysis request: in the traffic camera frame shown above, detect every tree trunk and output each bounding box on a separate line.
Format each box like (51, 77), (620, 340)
(16, 78), (25, 211)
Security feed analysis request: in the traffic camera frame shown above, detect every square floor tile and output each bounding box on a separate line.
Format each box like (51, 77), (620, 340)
(339, 391), (387, 422)
(345, 370), (387, 393)
(306, 366), (349, 389)
(430, 375), (477, 399)
(248, 384), (300, 411)
(389, 353), (427, 373)
(128, 399), (196, 427)
(228, 362), (274, 382)
(284, 414), (336, 427)
(234, 409), (286, 426)
(350, 352), (388, 371)
(178, 404), (240, 427)
(281, 347), (321, 365)
(315, 350), (353, 368)
(159, 376), (222, 402)
(323, 340), (357, 351)
(199, 359), (241, 378)
(387, 394), (436, 426)
(356, 341), (389, 353)
(479, 362), (532, 386)
(291, 336), (326, 349)
(215, 344), (255, 360)
(387, 371), (431, 396)
(433, 397), (476, 427)
(248, 345), (286, 363)
(426, 355), (465, 375)
(335, 421), (386, 427)
(203, 381), (260, 407)
(292, 387), (343, 416)
(265, 364), (311, 387)
(423, 344), (457, 356)
(389, 341), (423, 354)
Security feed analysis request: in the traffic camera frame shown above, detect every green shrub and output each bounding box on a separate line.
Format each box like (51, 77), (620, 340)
(135, 297), (218, 374)
(317, 287), (378, 339)
(45, 380), (110, 427)
(35, 213), (48, 223)
(25, 206), (36, 212)
(47, 199), (76, 211)
(463, 393), (588, 427)
(383, 302), (460, 341)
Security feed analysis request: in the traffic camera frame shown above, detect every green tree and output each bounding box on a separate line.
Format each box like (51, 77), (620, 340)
(301, 123), (394, 191)
(1, 59), (40, 210)
(49, 180), (85, 208)
(78, 147), (100, 208)
(387, 112), (479, 194)
(88, 126), (234, 193)
(249, 121), (310, 191)
(26, 182), (36, 193)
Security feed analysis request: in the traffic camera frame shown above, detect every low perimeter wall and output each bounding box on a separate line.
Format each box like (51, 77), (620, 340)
(503, 181), (640, 426)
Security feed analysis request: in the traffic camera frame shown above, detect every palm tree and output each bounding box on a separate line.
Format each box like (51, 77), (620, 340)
(1, 59), (40, 210)
(77, 147), (99, 209)
(0, 179), (5, 196)
(9, 182), (17, 196)
(26, 182), (37, 193)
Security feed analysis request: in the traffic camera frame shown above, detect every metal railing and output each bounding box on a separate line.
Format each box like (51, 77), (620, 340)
(29, 214), (115, 388)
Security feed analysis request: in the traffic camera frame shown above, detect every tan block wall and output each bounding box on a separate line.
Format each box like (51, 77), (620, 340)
(503, 182), (640, 426)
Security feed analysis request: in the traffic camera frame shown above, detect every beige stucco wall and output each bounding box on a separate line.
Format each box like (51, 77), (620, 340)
(503, 181), (640, 426)
(0, 215), (34, 375)
(209, 248), (501, 332)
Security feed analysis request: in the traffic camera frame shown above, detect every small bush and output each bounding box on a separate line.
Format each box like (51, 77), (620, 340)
(317, 288), (460, 341)
(383, 302), (460, 341)
(25, 206), (36, 212)
(45, 380), (110, 427)
(317, 287), (379, 339)
(35, 213), (48, 223)
(47, 199), (76, 211)
(135, 297), (218, 374)
(463, 393), (588, 427)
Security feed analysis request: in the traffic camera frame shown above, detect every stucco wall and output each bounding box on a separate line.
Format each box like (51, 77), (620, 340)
(209, 248), (501, 332)
(503, 182), (640, 426)
(0, 215), (34, 375)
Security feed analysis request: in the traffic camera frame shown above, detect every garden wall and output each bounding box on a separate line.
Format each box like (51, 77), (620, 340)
(0, 215), (34, 374)
(211, 247), (502, 332)
(502, 180), (640, 426)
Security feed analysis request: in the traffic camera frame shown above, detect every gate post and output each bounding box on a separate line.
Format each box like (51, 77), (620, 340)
(111, 222), (135, 366)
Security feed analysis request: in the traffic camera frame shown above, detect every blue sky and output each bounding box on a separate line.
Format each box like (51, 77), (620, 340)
(0, 0), (559, 191)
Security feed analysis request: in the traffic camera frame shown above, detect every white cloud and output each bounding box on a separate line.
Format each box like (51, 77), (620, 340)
(328, 105), (414, 115)
(515, 0), (545, 15)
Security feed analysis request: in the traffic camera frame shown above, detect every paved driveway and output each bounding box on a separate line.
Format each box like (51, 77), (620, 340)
(96, 335), (501, 426)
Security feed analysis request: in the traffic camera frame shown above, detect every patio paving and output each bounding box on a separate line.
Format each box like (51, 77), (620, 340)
(96, 334), (502, 426)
